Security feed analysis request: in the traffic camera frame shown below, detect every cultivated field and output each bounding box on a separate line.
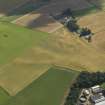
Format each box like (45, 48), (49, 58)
(78, 11), (105, 52)
(0, 0), (30, 16)
(0, 0), (50, 22)
(0, 22), (50, 95)
(1, 18), (105, 96)
(88, 0), (105, 10)
(3, 68), (79, 105)
(13, 0), (93, 33)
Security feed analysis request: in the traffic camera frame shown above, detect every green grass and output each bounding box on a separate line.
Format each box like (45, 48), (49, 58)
(0, 21), (48, 65)
(0, 87), (10, 105)
(4, 68), (79, 105)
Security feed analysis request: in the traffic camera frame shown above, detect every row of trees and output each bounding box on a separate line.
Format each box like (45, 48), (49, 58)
(64, 71), (105, 105)
(63, 9), (92, 42)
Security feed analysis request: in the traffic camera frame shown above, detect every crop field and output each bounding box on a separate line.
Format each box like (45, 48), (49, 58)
(1, 20), (105, 97)
(13, 0), (94, 33)
(78, 11), (105, 52)
(3, 68), (79, 105)
(0, 87), (10, 105)
(13, 11), (63, 33)
(0, 0), (30, 16)
(0, 0), (49, 22)
(0, 0), (105, 105)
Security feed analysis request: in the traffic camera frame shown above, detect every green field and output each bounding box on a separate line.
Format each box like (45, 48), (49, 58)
(0, 87), (10, 105)
(0, 21), (50, 95)
(0, 22), (105, 97)
(3, 68), (79, 105)
(0, 21), (48, 65)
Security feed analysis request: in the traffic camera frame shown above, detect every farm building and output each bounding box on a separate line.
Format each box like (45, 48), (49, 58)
(90, 85), (105, 105)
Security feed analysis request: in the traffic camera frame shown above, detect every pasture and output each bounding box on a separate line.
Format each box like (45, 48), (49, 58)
(0, 22), (50, 95)
(1, 20), (105, 96)
(0, 0), (49, 22)
(3, 68), (79, 105)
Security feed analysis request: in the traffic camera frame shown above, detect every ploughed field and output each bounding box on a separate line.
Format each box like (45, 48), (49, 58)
(2, 68), (79, 105)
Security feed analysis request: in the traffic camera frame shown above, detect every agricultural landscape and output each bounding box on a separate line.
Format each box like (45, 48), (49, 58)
(0, 0), (105, 105)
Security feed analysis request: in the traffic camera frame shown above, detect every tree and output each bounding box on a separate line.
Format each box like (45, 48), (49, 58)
(79, 28), (92, 37)
(67, 21), (79, 32)
(62, 8), (73, 17)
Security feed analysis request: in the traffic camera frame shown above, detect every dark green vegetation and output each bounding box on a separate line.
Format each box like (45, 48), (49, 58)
(3, 68), (79, 105)
(64, 11), (92, 42)
(65, 71), (105, 105)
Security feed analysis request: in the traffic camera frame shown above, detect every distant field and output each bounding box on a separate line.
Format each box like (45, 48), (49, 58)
(3, 68), (79, 105)
(0, 22), (48, 65)
(0, 0), (29, 16)
(78, 11), (105, 52)
(13, 0), (94, 33)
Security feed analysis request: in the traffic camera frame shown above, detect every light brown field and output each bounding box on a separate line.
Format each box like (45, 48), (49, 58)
(1, 0), (105, 96)
(78, 11), (105, 51)
(14, 0), (92, 33)
(13, 12), (63, 33)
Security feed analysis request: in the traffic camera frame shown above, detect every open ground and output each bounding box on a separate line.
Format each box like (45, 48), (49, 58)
(78, 11), (105, 52)
(3, 68), (79, 105)
(1, 21), (105, 96)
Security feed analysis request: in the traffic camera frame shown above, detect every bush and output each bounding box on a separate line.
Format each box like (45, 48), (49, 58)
(67, 21), (79, 32)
